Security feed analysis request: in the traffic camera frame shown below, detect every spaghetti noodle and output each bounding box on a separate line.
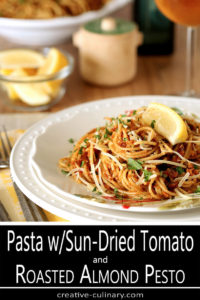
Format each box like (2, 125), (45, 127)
(59, 106), (200, 206)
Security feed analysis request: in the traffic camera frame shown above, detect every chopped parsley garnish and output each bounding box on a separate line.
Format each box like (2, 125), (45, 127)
(171, 107), (183, 116)
(137, 160), (144, 165)
(68, 138), (74, 144)
(113, 188), (123, 199)
(194, 164), (199, 170)
(176, 167), (184, 175)
(123, 138), (128, 141)
(104, 128), (112, 138)
(92, 187), (102, 195)
(95, 134), (101, 140)
(118, 118), (125, 125)
(121, 114), (127, 118)
(151, 120), (156, 129)
(116, 194), (123, 200)
(127, 158), (143, 170)
(78, 146), (84, 155)
(195, 186), (200, 193)
(80, 161), (85, 167)
(61, 170), (69, 175)
(84, 138), (89, 143)
(132, 110), (137, 115)
(143, 170), (153, 182)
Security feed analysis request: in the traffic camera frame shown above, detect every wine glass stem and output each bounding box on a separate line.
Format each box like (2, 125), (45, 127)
(184, 26), (196, 97)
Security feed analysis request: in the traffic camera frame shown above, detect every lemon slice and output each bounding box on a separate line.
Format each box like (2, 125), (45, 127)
(38, 48), (68, 96)
(38, 48), (68, 75)
(142, 102), (188, 145)
(0, 49), (45, 69)
(0, 69), (18, 100)
(10, 69), (51, 106)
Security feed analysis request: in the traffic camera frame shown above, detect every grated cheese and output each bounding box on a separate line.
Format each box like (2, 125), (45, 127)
(90, 164), (111, 196)
(136, 172), (144, 185)
(145, 160), (186, 168)
(67, 168), (84, 177)
(178, 172), (190, 188)
(94, 145), (123, 170)
(172, 150), (200, 168)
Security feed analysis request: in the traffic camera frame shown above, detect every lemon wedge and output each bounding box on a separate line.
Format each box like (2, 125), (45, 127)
(0, 49), (45, 69)
(0, 69), (18, 100)
(38, 48), (68, 75)
(10, 69), (51, 106)
(142, 102), (188, 145)
(38, 48), (68, 95)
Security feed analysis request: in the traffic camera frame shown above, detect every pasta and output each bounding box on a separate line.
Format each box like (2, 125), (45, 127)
(59, 107), (200, 207)
(0, 0), (110, 19)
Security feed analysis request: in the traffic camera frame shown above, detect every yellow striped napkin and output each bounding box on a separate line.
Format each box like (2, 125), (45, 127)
(0, 129), (68, 222)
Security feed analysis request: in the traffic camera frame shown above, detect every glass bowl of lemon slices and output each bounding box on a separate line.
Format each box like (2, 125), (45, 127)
(0, 47), (74, 111)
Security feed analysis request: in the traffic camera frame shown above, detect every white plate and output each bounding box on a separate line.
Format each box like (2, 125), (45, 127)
(10, 96), (200, 222)
(0, 0), (132, 46)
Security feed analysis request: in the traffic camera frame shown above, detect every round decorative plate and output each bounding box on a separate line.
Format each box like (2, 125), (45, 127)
(10, 96), (200, 222)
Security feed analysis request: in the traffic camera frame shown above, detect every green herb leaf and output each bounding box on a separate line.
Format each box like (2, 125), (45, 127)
(78, 146), (84, 155)
(92, 187), (97, 192)
(105, 128), (112, 135)
(104, 128), (112, 139)
(176, 167), (184, 175)
(132, 110), (136, 115)
(94, 134), (101, 140)
(68, 138), (74, 144)
(127, 158), (143, 170)
(116, 194), (123, 200)
(143, 170), (153, 182)
(151, 120), (156, 129)
(123, 138), (128, 141)
(80, 161), (85, 167)
(61, 170), (69, 175)
(195, 186), (200, 193)
(171, 107), (183, 116)
(194, 164), (199, 170)
(114, 188), (118, 194)
(84, 138), (89, 144)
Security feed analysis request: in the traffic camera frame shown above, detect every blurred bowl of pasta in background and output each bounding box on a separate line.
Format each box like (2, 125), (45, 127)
(0, 0), (133, 46)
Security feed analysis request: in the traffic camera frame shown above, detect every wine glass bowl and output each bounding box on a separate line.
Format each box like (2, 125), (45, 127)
(155, 0), (200, 97)
(155, 0), (200, 26)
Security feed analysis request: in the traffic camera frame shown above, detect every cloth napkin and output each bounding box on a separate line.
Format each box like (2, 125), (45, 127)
(0, 129), (68, 222)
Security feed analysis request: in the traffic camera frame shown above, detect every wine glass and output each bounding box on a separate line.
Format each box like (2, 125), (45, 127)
(155, 0), (200, 97)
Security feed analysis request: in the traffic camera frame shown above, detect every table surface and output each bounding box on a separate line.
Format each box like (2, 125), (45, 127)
(0, 3), (199, 114)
